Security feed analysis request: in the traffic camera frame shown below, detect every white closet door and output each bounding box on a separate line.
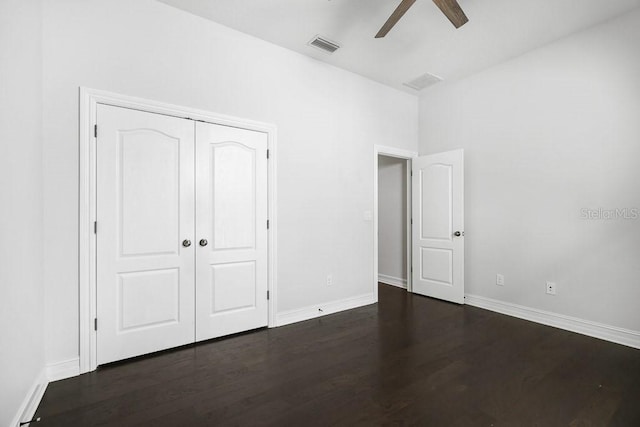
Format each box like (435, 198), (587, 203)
(195, 122), (268, 341)
(96, 105), (195, 365)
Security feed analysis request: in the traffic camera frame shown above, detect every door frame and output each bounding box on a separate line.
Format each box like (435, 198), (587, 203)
(373, 145), (417, 301)
(79, 87), (278, 373)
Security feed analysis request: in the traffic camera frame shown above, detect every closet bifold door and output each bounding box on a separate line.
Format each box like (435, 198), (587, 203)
(194, 122), (269, 342)
(96, 105), (196, 365)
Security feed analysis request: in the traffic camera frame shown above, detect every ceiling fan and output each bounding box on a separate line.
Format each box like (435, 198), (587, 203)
(375, 0), (468, 38)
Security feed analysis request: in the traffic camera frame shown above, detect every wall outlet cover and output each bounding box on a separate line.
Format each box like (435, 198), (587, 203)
(546, 281), (557, 295)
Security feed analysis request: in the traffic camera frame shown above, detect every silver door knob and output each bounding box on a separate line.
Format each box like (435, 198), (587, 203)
(182, 239), (191, 247)
(454, 231), (464, 237)
(199, 239), (208, 247)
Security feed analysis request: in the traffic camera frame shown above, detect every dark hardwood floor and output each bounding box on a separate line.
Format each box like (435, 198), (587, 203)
(35, 284), (640, 426)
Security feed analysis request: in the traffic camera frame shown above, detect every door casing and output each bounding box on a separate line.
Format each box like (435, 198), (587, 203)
(373, 145), (418, 301)
(79, 87), (278, 373)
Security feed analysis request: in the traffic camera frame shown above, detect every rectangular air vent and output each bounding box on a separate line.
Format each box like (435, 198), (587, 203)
(308, 35), (341, 54)
(403, 72), (443, 91)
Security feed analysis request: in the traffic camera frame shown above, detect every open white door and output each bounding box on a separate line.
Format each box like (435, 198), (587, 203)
(96, 105), (195, 365)
(194, 122), (269, 341)
(411, 149), (464, 304)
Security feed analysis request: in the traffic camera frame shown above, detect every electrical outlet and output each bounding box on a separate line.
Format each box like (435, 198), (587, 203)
(546, 281), (557, 295)
(327, 274), (333, 286)
(496, 274), (505, 286)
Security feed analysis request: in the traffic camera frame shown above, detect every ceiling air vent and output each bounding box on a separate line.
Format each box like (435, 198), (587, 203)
(308, 35), (341, 54)
(403, 72), (443, 91)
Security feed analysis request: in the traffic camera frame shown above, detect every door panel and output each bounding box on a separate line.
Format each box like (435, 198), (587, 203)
(420, 164), (452, 240)
(195, 122), (268, 341)
(96, 105), (195, 365)
(211, 143), (256, 250)
(420, 247), (453, 285)
(210, 261), (256, 313)
(118, 268), (180, 331)
(412, 150), (464, 304)
(118, 130), (181, 257)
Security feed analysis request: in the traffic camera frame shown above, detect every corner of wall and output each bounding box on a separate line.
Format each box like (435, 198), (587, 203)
(10, 370), (48, 427)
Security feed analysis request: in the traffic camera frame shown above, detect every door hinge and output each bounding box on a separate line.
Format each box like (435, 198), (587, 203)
(410, 218), (413, 225)
(267, 220), (270, 229)
(266, 149), (270, 159)
(94, 318), (98, 331)
(93, 221), (97, 234)
(267, 290), (270, 300)
(94, 124), (98, 138)
(411, 170), (413, 177)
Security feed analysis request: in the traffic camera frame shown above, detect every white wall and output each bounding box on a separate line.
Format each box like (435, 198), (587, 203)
(419, 9), (640, 332)
(42, 0), (418, 365)
(0, 0), (45, 424)
(377, 156), (407, 285)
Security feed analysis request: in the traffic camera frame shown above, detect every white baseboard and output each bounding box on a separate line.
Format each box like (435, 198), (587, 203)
(465, 294), (640, 350)
(276, 293), (376, 327)
(11, 369), (48, 427)
(378, 274), (407, 289)
(46, 357), (80, 382)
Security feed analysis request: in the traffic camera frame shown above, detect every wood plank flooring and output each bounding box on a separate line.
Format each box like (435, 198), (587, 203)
(35, 284), (640, 426)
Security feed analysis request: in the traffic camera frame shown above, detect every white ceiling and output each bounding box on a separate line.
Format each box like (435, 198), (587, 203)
(157, 0), (640, 94)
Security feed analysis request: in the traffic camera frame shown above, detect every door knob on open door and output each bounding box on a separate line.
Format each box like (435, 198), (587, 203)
(454, 231), (464, 237)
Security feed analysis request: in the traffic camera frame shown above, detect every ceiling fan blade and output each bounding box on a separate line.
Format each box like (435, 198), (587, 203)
(432, 0), (469, 28)
(375, 0), (417, 38)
